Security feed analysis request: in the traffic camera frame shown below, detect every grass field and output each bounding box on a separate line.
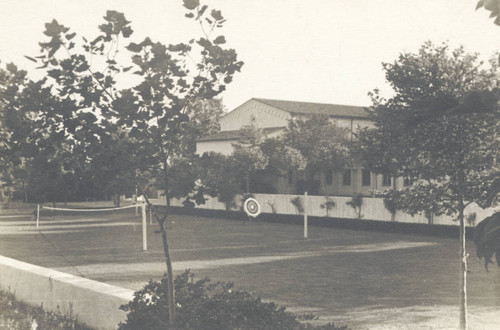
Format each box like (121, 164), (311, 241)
(0, 206), (499, 329)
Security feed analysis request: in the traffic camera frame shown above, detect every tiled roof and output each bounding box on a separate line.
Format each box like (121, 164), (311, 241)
(253, 98), (369, 118)
(198, 127), (284, 142)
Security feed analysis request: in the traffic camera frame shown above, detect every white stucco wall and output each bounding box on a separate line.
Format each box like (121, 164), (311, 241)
(220, 100), (291, 131)
(196, 140), (236, 156)
(164, 193), (495, 226)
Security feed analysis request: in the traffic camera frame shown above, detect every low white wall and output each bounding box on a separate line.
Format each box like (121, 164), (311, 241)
(166, 193), (496, 227)
(0, 255), (134, 330)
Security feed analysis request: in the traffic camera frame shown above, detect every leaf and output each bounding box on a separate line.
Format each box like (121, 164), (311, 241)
(43, 19), (67, 37)
(66, 32), (76, 40)
(185, 13), (195, 18)
(183, 0), (200, 10)
(197, 38), (212, 49)
(122, 26), (133, 38)
(197, 5), (208, 19)
(126, 42), (142, 53)
(24, 56), (37, 63)
(211, 9), (223, 21)
(213, 36), (226, 45)
(93, 72), (105, 80)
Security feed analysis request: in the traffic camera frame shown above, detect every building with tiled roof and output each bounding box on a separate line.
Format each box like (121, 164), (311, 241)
(196, 98), (394, 196)
(196, 98), (372, 155)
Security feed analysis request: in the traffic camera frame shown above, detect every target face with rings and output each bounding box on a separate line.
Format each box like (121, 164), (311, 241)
(244, 198), (261, 217)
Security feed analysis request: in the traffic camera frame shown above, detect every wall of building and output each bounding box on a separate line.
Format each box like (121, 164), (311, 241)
(196, 139), (236, 156)
(283, 168), (382, 197)
(220, 100), (291, 131)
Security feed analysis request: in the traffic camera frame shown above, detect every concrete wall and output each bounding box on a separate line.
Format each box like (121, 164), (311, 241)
(0, 255), (134, 330)
(165, 193), (496, 227)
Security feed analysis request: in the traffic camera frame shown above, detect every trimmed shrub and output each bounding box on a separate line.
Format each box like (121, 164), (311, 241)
(382, 194), (398, 222)
(320, 198), (336, 217)
(291, 196), (304, 214)
(346, 194), (363, 219)
(119, 270), (349, 330)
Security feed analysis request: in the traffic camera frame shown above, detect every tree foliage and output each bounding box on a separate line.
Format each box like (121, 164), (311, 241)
(358, 42), (500, 216)
(119, 270), (348, 330)
(477, 0), (500, 25)
(195, 152), (242, 210)
(358, 41), (500, 329)
(22, 1), (243, 326)
(473, 211), (500, 270)
(31, 3), (243, 205)
(281, 115), (350, 194)
(231, 118), (269, 193)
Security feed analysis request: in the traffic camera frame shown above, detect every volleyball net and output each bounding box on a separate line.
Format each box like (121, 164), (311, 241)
(33, 203), (151, 250)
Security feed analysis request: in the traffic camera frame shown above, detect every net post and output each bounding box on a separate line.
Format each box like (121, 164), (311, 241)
(36, 205), (40, 229)
(142, 201), (147, 251)
(304, 192), (308, 239)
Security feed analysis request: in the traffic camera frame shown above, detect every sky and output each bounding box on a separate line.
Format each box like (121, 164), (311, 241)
(1, 0), (500, 111)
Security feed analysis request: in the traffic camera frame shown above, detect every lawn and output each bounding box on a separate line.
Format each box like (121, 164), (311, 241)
(0, 207), (499, 329)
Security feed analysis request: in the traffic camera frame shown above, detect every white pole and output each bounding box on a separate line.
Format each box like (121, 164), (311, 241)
(36, 205), (40, 229)
(304, 191), (308, 239)
(141, 202), (147, 251)
(135, 188), (139, 216)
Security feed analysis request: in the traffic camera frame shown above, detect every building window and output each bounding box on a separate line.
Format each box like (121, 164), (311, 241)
(362, 169), (371, 186)
(342, 169), (351, 186)
(382, 174), (392, 187)
(287, 169), (294, 185)
(325, 170), (333, 185)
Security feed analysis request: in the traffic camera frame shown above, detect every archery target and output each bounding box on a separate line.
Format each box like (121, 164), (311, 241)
(244, 198), (261, 217)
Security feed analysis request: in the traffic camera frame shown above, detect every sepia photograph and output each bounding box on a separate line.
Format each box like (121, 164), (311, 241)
(0, 1), (499, 329)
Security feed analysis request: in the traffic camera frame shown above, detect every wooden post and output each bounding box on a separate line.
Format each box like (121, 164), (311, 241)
(142, 202), (147, 251)
(304, 191), (308, 238)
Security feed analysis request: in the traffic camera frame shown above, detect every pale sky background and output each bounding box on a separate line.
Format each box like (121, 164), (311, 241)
(1, 0), (500, 111)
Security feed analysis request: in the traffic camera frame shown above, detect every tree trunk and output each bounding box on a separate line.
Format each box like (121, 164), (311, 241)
(159, 216), (175, 328)
(458, 198), (468, 330)
(137, 181), (176, 328)
(162, 165), (176, 328)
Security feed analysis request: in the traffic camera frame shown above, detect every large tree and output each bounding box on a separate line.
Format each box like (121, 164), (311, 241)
(281, 115), (351, 195)
(358, 41), (500, 330)
(29, 1), (243, 326)
(0, 62), (81, 205)
(231, 118), (269, 193)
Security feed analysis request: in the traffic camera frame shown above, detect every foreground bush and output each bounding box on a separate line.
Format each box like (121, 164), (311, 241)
(0, 290), (92, 329)
(119, 270), (348, 330)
